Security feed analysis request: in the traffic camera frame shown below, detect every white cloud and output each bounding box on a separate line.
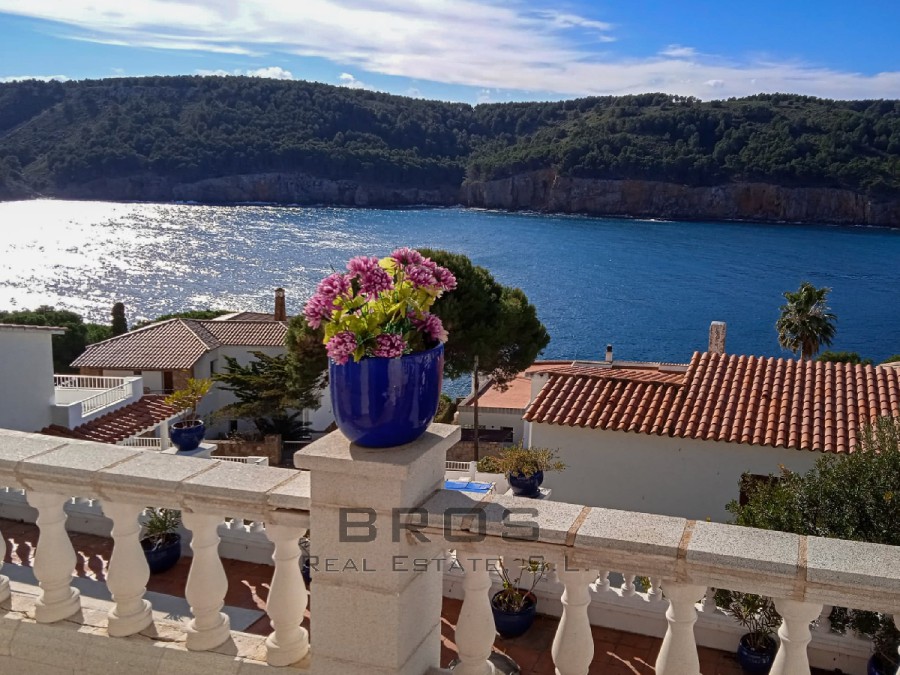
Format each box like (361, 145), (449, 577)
(195, 66), (294, 79)
(0, 0), (897, 100)
(660, 45), (697, 59)
(0, 74), (69, 82)
(338, 72), (373, 90)
(705, 79), (725, 88)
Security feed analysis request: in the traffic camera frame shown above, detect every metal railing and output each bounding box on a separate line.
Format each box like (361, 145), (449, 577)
(213, 455), (269, 466)
(117, 437), (162, 449)
(80, 382), (132, 416)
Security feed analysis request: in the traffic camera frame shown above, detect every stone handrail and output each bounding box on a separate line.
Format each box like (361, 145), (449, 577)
(0, 428), (310, 668)
(416, 488), (900, 675)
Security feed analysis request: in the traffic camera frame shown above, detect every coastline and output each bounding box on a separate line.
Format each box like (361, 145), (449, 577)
(2, 192), (899, 232)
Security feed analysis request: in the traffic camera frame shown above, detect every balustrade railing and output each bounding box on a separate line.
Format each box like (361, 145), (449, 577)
(117, 436), (163, 449)
(79, 381), (131, 415)
(214, 455), (269, 466)
(2, 426), (899, 675)
(0, 428), (310, 670)
(54, 374), (129, 390)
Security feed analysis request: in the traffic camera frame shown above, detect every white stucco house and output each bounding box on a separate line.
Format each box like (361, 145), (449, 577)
(0, 322), (184, 447)
(70, 300), (334, 438)
(522, 352), (900, 522)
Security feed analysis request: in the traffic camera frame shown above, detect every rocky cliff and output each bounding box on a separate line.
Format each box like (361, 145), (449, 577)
(54, 172), (460, 207)
(461, 171), (900, 227)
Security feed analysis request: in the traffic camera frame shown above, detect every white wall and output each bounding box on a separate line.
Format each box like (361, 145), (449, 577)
(194, 346), (334, 436)
(0, 330), (55, 432)
(457, 407), (523, 443)
(103, 369), (163, 392)
(530, 424), (821, 522)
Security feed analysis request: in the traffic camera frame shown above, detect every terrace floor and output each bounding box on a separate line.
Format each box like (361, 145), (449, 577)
(0, 518), (835, 674)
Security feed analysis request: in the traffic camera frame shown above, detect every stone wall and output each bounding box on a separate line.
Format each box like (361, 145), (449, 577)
(210, 434), (281, 465)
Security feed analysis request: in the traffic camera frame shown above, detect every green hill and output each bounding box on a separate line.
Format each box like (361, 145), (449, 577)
(1, 76), (898, 201)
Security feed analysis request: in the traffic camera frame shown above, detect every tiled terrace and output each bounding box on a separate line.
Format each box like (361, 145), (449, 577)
(1, 518), (836, 675)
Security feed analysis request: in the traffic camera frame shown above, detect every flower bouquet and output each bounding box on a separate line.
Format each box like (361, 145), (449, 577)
(304, 248), (456, 447)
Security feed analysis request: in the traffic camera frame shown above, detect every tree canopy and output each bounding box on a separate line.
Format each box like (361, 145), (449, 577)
(775, 282), (837, 359)
(1, 78), (898, 200)
(0, 306), (92, 372)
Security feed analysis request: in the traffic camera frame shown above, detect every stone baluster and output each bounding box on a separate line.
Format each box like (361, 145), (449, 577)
(454, 558), (497, 675)
(597, 570), (610, 592)
(182, 511), (231, 650)
(104, 502), (153, 636)
(250, 520), (265, 534)
(648, 577), (663, 602)
(263, 524), (309, 666)
(654, 582), (705, 675)
(230, 516), (246, 533)
(701, 587), (718, 615)
(0, 523), (9, 603)
(815, 605), (833, 634)
(769, 599), (823, 675)
(621, 573), (636, 597)
(552, 568), (596, 675)
(26, 491), (81, 622)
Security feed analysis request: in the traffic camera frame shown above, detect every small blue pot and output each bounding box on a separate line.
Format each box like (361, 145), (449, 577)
(508, 470), (544, 497)
(868, 654), (897, 675)
(170, 421), (206, 452)
(736, 634), (776, 673)
(142, 534), (182, 574)
(329, 343), (444, 448)
(491, 590), (537, 639)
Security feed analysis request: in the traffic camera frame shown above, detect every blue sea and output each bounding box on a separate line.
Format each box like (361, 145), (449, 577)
(1, 200), (899, 373)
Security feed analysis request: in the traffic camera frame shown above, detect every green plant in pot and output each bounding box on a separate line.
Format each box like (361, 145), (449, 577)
(141, 508), (182, 574)
(165, 378), (212, 452)
(846, 610), (900, 674)
(717, 590), (780, 673)
(491, 444), (566, 497)
(491, 557), (550, 638)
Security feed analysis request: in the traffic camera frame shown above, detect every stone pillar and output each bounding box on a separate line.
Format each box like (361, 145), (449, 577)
(294, 424), (459, 675)
(655, 582), (705, 675)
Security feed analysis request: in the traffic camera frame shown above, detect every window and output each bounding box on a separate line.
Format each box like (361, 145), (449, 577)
(132, 370), (141, 376)
(229, 420), (239, 434)
(210, 359), (218, 376)
(163, 371), (174, 394)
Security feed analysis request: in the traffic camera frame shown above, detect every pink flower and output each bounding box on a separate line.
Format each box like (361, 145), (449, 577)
(303, 293), (334, 329)
(347, 255), (393, 296)
(432, 265), (457, 291)
(390, 247), (424, 266)
(326, 331), (358, 365)
(371, 333), (407, 358)
(413, 313), (448, 343)
(406, 263), (438, 288)
(315, 272), (350, 302)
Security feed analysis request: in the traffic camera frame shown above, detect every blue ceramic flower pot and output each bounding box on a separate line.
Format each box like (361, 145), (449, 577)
(170, 421), (205, 452)
(329, 343), (444, 448)
(508, 470), (544, 497)
(736, 634), (776, 673)
(491, 590), (537, 639)
(868, 654), (897, 675)
(142, 534), (182, 574)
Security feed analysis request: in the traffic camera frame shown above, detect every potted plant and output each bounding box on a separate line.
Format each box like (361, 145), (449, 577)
(165, 378), (213, 452)
(491, 443), (566, 497)
(141, 508), (182, 574)
(300, 533), (312, 585)
(845, 610), (900, 674)
(491, 557), (550, 638)
(304, 248), (456, 447)
(718, 590), (780, 673)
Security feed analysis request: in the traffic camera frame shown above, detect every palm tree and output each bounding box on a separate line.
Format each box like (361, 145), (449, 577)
(776, 282), (837, 360)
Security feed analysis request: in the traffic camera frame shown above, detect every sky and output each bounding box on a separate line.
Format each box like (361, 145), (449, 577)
(0, 0), (898, 104)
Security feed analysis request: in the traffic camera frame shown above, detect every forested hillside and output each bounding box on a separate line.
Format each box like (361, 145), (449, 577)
(0, 76), (898, 206)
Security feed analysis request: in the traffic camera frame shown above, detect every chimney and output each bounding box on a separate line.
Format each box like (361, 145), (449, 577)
(274, 288), (286, 321)
(709, 321), (727, 354)
(605, 344), (613, 363)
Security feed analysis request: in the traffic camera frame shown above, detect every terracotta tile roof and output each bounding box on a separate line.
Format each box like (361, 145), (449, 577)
(460, 361), (577, 411)
(71, 319), (288, 370)
(39, 395), (182, 444)
(524, 352), (900, 454)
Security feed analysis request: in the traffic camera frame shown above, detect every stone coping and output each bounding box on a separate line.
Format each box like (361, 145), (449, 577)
(0, 430), (309, 525)
(416, 489), (900, 614)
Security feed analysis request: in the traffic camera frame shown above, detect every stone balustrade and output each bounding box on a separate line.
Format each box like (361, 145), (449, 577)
(1, 425), (900, 674)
